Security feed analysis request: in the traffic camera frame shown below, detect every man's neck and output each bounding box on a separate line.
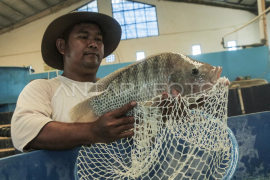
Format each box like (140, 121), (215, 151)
(61, 71), (98, 83)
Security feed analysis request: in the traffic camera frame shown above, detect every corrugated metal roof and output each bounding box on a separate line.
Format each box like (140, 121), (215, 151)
(0, 0), (81, 35)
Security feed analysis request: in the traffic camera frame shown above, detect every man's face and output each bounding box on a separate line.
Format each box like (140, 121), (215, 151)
(63, 23), (104, 71)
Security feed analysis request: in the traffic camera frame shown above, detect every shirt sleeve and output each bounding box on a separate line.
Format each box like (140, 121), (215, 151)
(11, 79), (54, 152)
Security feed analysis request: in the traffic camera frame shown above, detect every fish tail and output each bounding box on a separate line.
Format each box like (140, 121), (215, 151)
(69, 98), (98, 123)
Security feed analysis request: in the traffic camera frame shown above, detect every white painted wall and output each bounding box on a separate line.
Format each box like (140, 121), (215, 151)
(0, 0), (264, 73)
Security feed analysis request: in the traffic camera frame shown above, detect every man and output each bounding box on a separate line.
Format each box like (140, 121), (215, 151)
(11, 12), (136, 152)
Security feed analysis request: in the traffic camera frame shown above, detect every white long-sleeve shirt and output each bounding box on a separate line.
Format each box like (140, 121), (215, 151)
(11, 76), (97, 152)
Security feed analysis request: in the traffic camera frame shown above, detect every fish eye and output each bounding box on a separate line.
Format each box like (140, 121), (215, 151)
(191, 68), (199, 76)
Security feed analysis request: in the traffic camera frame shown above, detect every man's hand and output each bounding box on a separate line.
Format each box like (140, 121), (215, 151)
(89, 101), (137, 144)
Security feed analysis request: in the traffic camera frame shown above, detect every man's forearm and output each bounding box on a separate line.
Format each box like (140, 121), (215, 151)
(24, 121), (93, 151)
(24, 102), (137, 151)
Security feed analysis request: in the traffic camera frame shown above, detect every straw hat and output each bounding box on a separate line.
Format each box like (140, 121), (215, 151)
(41, 12), (122, 70)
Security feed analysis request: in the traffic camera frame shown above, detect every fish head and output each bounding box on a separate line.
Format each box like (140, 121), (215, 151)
(168, 55), (226, 97)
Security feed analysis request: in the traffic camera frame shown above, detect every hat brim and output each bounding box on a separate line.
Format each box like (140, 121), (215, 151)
(41, 12), (121, 70)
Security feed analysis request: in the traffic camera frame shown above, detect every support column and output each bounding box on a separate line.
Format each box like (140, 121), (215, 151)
(97, 0), (113, 17)
(257, 0), (268, 46)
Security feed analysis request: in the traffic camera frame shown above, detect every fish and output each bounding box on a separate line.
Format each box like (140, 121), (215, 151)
(69, 52), (226, 122)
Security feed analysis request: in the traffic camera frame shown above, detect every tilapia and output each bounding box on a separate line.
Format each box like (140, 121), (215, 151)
(69, 52), (224, 122)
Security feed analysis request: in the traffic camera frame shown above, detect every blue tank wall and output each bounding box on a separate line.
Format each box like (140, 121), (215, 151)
(25, 71), (60, 82)
(97, 62), (132, 78)
(0, 67), (33, 113)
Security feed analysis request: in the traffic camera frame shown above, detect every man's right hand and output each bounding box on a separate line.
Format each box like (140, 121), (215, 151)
(89, 101), (137, 144)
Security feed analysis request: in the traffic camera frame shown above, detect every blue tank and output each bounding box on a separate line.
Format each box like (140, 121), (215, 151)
(0, 67), (33, 112)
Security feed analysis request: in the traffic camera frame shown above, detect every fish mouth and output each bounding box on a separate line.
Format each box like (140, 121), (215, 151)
(210, 66), (222, 84)
(210, 66), (230, 86)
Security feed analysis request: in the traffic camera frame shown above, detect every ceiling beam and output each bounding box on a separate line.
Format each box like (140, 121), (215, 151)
(251, 1), (257, 6)
(40, 0), (51, 7)
(0, 1), (26, 17)
(0, 13), (16, 24)
(162, 0), (257, 13)
(0, 0), (93, 35)
(237, 0), (244, 4)
(21, 0), (40, 13)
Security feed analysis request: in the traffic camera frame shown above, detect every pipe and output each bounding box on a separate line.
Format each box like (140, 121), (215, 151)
(258, 0), (264, 41)
(221, 4), (270, 49)
(222, 6), (270, 39)
(236, 85), (245, 115)
(261, 0), (268, 46)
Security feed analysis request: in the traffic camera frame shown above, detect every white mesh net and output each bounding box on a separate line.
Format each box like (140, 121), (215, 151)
(75, 77), (232, 180)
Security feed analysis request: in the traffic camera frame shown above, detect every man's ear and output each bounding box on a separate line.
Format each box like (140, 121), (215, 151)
(56, 38), (66, 55)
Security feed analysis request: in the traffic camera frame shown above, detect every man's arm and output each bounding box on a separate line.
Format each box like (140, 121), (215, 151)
(24, 102), (136, 151)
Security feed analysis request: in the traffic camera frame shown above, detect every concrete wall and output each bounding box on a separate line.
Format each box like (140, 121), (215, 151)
(0, 0), (265, 73)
